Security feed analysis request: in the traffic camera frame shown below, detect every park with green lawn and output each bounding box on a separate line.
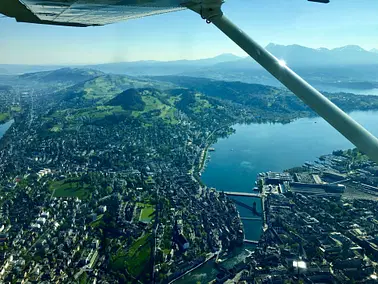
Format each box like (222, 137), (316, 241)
(110, 233), (152, 279)
(49, 178), (92, 199)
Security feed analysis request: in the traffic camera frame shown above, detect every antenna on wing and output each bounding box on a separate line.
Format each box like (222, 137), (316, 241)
(186, 0), (378, 164)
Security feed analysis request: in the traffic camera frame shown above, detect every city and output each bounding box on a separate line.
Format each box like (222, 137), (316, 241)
(0, 66), (378, 283)
(2, 0), (378, 282)
(221, 149), (378, 283)
(0, 70), (252, 283)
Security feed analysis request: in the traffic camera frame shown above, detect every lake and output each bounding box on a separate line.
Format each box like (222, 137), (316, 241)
(201, 111), (378, 239)
(315, 84), (378, 96)
(201, 111), (378, 193)
(179, 111), (378, 283)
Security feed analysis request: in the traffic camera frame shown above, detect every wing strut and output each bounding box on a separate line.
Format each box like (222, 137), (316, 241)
(187, 1), (378, 163)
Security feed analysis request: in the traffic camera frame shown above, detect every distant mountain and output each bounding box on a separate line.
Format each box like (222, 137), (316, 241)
(205, 44), (378, 72)
(371, 48), (378, 54)
(0, 68), (108, 95)
(0, 54), (243, 76)
(180, 44), (378, 89)
(20, 68), (104, 84)
(264, 43), (378, 67)
(87, 53), (242, 76)
(2, 46), (378, 93)
(0, 64), (64, 75)
(2, 46), (378, 78)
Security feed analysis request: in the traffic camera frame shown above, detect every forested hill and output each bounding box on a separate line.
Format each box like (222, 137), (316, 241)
(152, 75), (378, 114)
(3, 68), (378, 126)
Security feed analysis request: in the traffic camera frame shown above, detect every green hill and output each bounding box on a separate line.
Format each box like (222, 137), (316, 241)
(153, 75), (378, 115)
(18, 69), (378, 131)
(107, 88), (145, 111)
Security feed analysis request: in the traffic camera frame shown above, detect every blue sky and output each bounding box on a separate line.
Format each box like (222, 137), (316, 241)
(1, 0), (377, 64)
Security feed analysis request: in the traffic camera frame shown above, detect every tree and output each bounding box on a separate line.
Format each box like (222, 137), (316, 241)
(118, 273), (126, 283)
(105, 186), (113, 195)
(79, 272), (87, 284)
(291, 243), (299, 251)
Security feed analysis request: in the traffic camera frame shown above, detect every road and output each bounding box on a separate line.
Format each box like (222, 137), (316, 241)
(151, 187), (160, 283)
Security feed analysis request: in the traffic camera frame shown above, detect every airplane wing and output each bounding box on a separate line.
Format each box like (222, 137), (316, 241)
(0, 0), (188, 26)
(0, 0), (329, 26)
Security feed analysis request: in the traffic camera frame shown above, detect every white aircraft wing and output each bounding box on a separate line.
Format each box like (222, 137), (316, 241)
(1, 0), (189, 26)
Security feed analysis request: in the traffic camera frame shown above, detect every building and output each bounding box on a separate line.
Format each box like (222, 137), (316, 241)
(0, 234), (8, 243)
(176, 234), (189, 251)
(98, 205), (107, 213)
(266, 172), (293, 185)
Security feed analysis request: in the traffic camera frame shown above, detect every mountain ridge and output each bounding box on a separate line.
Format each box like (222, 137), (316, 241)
(2, 44), (378, 76)
(2, 45), (378, 91)
(264, 43), (378, 66)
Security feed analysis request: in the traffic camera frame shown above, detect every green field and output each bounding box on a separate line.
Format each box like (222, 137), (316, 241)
(159, 106), (178, 124)
(125, 234), (152, 276)
(140, 206), (154, 222)
(132, 95), (178, 124)
(83, 76), (125, 101)
(10, 106), (21, 112)
(71, 106), (125, 120)
(47, 105), (127, 127)
(82, 75), (164, 102)
(51, 86), (182, 126)
(193, 94), (212, 113)
(139, 203), (154, 222)
(90, 214), (104, 228)
(0, 112), (10, 123)
(50, 125), (62, 132)
(132, 95), (164, 118)
(111, 233), (152, 277)
(49, 179), (91, 199)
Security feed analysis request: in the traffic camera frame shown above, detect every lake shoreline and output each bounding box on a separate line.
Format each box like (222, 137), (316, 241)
(177, 110), (378, 283)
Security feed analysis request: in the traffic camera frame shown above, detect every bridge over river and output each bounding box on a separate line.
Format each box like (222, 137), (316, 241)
(223, 192), (263, 218)
(223, 191), (261, 198)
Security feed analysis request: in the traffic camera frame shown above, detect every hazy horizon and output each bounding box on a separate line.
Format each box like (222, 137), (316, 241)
(1, 0), (378, 65)
(1, 43), (378, 66)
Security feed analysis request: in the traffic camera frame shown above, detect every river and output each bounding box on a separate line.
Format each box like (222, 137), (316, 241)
(0, 120), (13, 140)
(178, 111), (378, 283)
